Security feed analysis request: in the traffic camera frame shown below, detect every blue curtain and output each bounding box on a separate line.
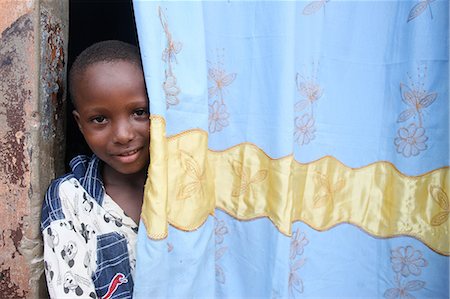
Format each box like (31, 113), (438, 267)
(132, 1), (449, 298)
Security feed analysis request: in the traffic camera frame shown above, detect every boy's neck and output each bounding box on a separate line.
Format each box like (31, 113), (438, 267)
(101, 163), (147, 225)
(102, 163), (147, 190)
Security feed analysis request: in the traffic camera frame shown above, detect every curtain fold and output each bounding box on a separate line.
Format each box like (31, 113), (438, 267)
(133, 1), (449, 298)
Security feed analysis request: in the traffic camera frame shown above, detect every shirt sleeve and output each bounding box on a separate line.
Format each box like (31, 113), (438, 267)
(43, 220), (97, 299)
(41, 178), (98, 299)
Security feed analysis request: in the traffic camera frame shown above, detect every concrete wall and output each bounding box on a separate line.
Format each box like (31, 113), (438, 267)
(0, 0), (68, 297)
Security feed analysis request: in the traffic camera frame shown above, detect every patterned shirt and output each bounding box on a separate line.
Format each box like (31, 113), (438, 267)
(41, 155), (138, 299)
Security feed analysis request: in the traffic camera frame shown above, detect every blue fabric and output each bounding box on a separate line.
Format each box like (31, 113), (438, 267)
(135, 210), (449, 298)
(134, 0), (448, 175)
(133, 1), (449, 298)
(94, 232), (134, 299)
(134, 210), (450, 299)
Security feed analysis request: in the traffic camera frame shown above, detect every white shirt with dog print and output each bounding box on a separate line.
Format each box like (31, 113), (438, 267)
(41, 155), (138, 299)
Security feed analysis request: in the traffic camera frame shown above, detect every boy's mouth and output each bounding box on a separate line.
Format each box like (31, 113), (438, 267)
(118, 149), (139, 156)
(113, 148), (142, 164)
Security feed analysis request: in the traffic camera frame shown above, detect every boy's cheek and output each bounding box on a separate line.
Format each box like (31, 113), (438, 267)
(83, 132), (107, 146)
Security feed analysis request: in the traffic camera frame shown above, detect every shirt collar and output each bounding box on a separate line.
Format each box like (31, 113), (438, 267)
(69, 154), (105, 205)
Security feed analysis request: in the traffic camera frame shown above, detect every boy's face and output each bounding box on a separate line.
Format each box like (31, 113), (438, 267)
(73, 61), (149, 176)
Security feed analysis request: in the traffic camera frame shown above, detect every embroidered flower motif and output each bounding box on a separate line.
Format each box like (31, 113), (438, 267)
(312, 172), (345, 208)
(288, 229), (308, 298)
(390, 246), (428, 277)
(231, 161), (268, 197)
(430, 185), (449, 226)
(215, 218), (228, 245)
(159, 6), (182, 64)
(214, 217), (229, 284)
(177, 151), (205, 200)
(302, 0), (330, 15)
(394, 124), (428, 157)
(385, 245), (428, 298)
(209, 100), (230, 133)
(294, 114), (316, 146)
(207, 50), (236, 134)
(295, 73), (323, 112)
(215, 247), (228, 284)
(163, 73), (180, 108)
(395, 65), (436, 157)
(294, 66), (322, 148)
(208, 67), (236, 100)
(397, 83), (437, 125)
(159, 7), (182, 108)
(289, 258), (306, 297)
(407, 0), (435, 22)
(290, 229), (309, 259)
(384, 280), (426, 299)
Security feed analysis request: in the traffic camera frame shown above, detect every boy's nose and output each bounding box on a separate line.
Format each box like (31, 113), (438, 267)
(113, 121), (135, 144)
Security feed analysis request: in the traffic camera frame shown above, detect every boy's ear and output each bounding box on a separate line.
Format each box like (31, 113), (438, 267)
(72, 110), (83, 134)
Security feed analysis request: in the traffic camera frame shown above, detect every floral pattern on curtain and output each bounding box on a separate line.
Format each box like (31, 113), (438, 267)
(132, 1), (449, 298)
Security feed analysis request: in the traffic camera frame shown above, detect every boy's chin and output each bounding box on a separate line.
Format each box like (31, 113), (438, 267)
(103, 157), (149, 177)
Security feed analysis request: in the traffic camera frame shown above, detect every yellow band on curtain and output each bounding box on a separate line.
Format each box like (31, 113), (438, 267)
(142, 116), (450, 255)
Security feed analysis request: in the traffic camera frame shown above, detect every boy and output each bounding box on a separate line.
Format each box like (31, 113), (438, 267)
(41, 40), (149, 299)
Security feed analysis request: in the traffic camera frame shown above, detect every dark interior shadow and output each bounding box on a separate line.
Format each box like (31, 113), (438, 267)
(66, 0), (138, 170)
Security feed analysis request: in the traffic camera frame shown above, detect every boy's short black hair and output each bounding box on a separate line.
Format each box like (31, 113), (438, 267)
(69, 40), (142, 105)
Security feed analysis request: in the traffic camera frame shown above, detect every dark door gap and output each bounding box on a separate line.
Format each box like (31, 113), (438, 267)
(66, 0), (138, 170)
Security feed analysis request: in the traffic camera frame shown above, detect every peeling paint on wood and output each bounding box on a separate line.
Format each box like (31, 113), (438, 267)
(10, 223), (24, 258)
(0, 14), (32, 187)
(0, 1), (33, 32)
(0, 1), (68, 297)
(40, 8), (65, 141)
(0, 12), (34, 299)
(0, 268), (26, 299)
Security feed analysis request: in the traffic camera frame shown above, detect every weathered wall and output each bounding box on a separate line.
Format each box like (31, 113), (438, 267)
(0, 0), (68, 297)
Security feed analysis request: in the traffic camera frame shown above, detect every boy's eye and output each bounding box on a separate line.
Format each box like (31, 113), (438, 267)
(91, 116), (106, 124)
(133, 108), (148, 117)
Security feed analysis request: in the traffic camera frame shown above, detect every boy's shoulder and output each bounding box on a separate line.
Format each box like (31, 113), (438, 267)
(41, 155), (104, 231)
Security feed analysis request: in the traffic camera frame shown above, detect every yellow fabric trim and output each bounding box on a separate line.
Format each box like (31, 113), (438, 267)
(142, 116), (168, 239)
(142, 116), (450, 255)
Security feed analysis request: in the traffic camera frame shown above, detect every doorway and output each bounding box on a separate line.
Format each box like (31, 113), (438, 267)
(66, 0), (139, 169)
